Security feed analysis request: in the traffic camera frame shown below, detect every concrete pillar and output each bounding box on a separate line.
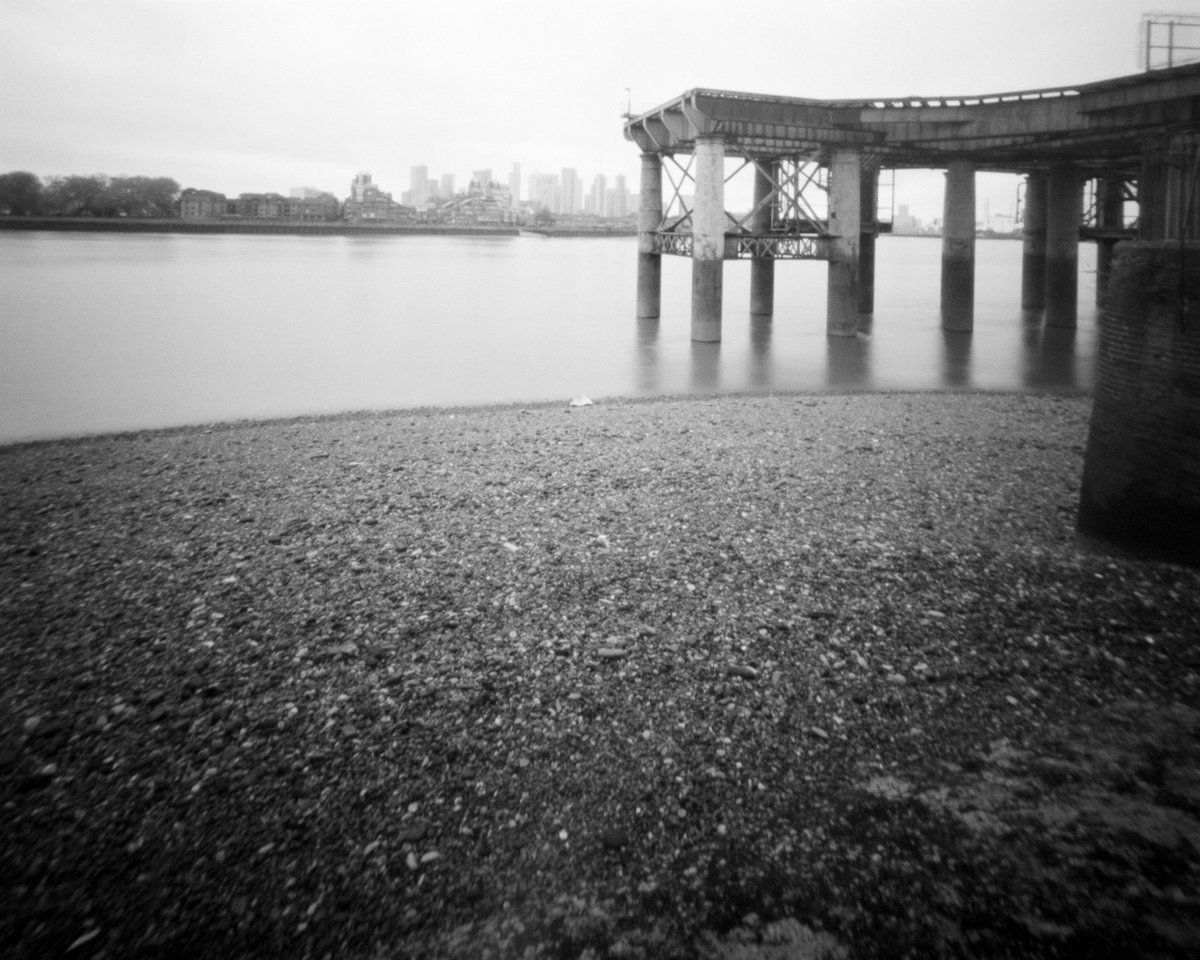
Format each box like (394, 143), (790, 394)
(691, 136), (725, 342)
(636, 152), (663, 319)
(749, 160), (776, 316)
(1045, 165), (1081, 327)
(1139, 150), (1168, 240)
(1021, 173), (1047, 312)
(826, 147), (861, 337)
(940, 160), (975, 331)
(859, 165), (879, 315)
(1096, 176), (1125, 306)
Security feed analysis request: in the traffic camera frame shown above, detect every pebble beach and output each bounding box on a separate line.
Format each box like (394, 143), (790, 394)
(4, 391), (1200, 959)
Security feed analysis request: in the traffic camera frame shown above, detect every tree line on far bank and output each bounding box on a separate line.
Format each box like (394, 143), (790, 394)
(0, 171), (181, 219)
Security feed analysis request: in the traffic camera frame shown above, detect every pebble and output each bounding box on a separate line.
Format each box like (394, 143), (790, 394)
(727, 664), (759, 680)
(599, 827), (629, 849)
(807, 727), (830, 740)
(596, 648), (628, 660)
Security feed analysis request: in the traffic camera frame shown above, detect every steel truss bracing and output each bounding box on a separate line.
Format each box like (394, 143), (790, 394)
(648, 143), (848, 260)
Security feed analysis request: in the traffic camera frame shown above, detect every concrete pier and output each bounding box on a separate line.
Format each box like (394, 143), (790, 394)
(636, 153), (662, 319)
(859, 167), (878, 315)
(1021, 173), (1047, 312)
(1096, 175), (1125, 305)
(749, 161), (776, 316)
(691, 136), (725, 342)
(826, 148), (861, 337)
(940, 160), (975, 330)
(1045, 165), (1081, 327)
(1139, 150), (1168, 240)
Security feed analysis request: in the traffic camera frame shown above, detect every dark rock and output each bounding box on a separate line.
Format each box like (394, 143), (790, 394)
(599, 827), (630, 850)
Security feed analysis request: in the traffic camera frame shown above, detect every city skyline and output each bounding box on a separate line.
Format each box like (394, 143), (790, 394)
(0, 0), (1171, 224)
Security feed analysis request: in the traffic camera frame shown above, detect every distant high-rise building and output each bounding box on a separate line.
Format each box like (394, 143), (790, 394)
(440, 173), (455, 197)
(560, 168), (579, 215)
(613, 174), (628, 217)
(471, 169), (493, 191)
(508, 163), (521, 209)
(894, 204), (921, 234)
(589, 174), (607, 217)
(350, 171), (375, 202)
(528, 172), (559, 212)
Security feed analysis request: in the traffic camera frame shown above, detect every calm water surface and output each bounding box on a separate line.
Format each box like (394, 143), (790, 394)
(0, 231), (1097, 444)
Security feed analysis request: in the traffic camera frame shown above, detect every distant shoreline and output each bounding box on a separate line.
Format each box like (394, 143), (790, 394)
(0, 216), (519, 237)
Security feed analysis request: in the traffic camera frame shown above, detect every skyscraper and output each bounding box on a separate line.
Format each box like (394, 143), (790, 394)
(409, 166), (429, 200)
(508, 163), (521, 209)
(560, 168), (579, 215)
(528, 173), (559, 213)
(589, 174), (607, 217)
(613, 174), (628, 218)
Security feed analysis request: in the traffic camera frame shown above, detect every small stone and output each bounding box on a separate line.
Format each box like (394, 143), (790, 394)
(807, 727), (830, 740)
(16, 770), (54, 792)
(599, 827), (629, 849)
(727, 664), (759, 680)
(419, 851), (440, 864)
(596, 648), (628, 660)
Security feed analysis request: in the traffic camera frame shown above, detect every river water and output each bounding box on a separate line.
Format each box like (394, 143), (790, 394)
(0, 230), (1097, 444)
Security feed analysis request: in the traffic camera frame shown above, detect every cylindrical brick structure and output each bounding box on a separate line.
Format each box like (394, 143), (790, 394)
(1045, 165), (1082, 327)
(636, 153), (662, 319)
(1096, 176), (1125, 306)
(1078, 240), (1200, 566)
(750, 160), (776, 316)
(1021, 173), (1047, 312)
(940, 160), (975, 331)
(691, 136), (726, 342)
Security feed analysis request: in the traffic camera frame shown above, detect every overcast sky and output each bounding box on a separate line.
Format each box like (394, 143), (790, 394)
(0, 0), (1188, 221)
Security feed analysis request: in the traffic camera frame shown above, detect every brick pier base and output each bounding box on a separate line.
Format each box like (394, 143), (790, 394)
(1078, 241), (1200, 566)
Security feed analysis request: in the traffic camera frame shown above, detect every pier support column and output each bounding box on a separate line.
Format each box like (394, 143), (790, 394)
(826, 147), (861, 337)
(1096, 175), (1125, 306)
(691, 136), (726, 342)
(1139, 149), (1168, 240)
(1021, 173), (1047, 312)
(636, 152), (662, 319)
(859, 164), (879, 315)
(750, 160), (776, 316)
(1045, 165), (1082, 327)
(940, 160), (975, 331)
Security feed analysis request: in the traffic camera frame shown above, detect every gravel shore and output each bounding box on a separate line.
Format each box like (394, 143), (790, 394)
(4, 391), (1200, 959)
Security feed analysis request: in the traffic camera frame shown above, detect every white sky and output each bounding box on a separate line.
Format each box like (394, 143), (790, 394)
(0, 0), (1191, 221)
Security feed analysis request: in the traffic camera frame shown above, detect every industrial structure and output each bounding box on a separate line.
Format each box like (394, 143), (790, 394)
(624, 62), (1200, 342)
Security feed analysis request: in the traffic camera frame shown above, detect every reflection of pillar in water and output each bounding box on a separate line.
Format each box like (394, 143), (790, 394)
(939, 331), (972, 388)
(748, 314), (773, 387)
(1031, 326), (1077, 391)
(634, 317), (660, 393)
(824, 336), (871, 389)
(689, 341), (721, 393)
